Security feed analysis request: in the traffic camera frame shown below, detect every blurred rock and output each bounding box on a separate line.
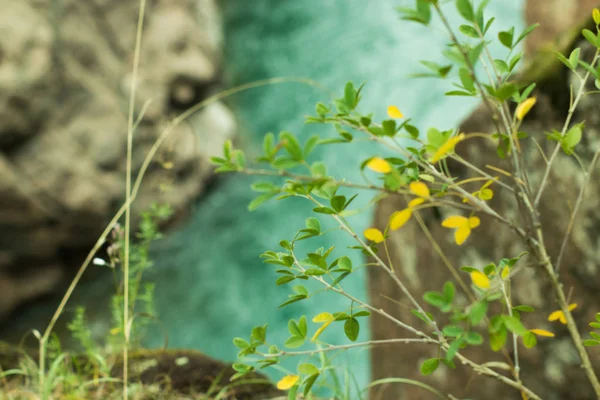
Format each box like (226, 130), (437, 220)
(524, 0), (598, 55)
(368, 18), (600, 400)
(0, 0), (235, 320)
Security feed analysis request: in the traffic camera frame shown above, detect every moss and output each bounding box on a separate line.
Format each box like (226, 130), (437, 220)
(0, 342), (282, 399)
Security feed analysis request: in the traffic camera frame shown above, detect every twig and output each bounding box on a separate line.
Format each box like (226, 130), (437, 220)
(534, 50), (600, 207)
(556, 150), (600, 273)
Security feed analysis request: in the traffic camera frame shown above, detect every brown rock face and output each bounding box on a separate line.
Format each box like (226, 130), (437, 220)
(524, 0), (599, 55)
(368, 28), (600, 400)
(0, 0), (235, 320)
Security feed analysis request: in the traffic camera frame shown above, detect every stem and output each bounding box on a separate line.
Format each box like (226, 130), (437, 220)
(534, 50), (600, 207)
(123, 1), (147, 397)
(555, 151), (599, 273)
(262, 338), (435, 358)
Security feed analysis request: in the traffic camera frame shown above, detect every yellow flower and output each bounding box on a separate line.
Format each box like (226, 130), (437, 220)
(441, 215), (480, 245)
(548, 303), (577, 324)
(431, 133), (465, 163)
(387, 105), (404, 119)
(463, 179), (496, 203)
(516, 97), (536, 121)
(593, 8), (600, 25)
(530, 329), (555, 337)
(470, 271), (490, 289)
(388, 182), (430, 231)
(364, 228), (385, 243)
(277, 375), (300, 390)
(501, 266), (510, 280)
(311, 312), (335, 342)
(390, 209), (412, 230)
(409, 181), (430, 198)
(366, 157), (391, 173)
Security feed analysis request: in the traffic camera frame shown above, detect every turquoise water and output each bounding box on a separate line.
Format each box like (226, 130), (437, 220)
(142, 0), (525, 390)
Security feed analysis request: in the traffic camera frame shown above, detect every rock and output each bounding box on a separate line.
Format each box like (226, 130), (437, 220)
(524, 0), (598, 55)
(368, 16), (600, 400)
(0, 0), (236, 320)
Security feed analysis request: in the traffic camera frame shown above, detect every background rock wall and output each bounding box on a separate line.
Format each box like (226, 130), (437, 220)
(0, 0), (235, 320)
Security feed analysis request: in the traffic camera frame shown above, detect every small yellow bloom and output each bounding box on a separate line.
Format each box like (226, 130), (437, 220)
(530, 329), (555, 337)
(387, 105), (404, 119)
(501, 266), (510, 280)
(470, 271), (490, 289)
(593, 8), (600, 25)
(431, 133), (465, 163)
(409, 181), (430, 198)
(516, 97), (536, 121)
(390, 208), (413, 230)
(366, 157), (392, 173)
(277, 375), (300, 390)
(441, 215), (480, 245)
(312, 312), (335, 342)
(408, 198), (425, 208)
(364, 228), (385, 243)
(548, 303), (577, 324)
(388, 182), (431, 231)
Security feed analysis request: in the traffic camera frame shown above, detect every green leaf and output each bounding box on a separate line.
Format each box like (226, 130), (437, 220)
(446, 338), (464, 361)
(284, 335), (305, 349)
(344, 318), (360, 341)
(582, 29), (599, 48)
(470, 301), (488, 325)
(276, 276), (295, 286)
(411, 309), (434, 325)
(465, 331), (483, 345)
(514, 23), (540, 47)
(555, 51), (573, 71)
(313, 207), (337, 215)
(423, 291), (447, 309)
(443, 281), (455, 302)
(233, 337), (250, 349)
(330, 195), (347, 212)
(498, 28), (514, 49)
(523, 332), (537, 349)
(298, 316), (307, 336)
(303, 373), (320, 397)
(279, 131), (303, 161)
(223, 139), (233, 159)
(303, 135), (320, 158)
(298, 363), (319, 376)
(337, 256), (353, 272)
(456, 0), (475, 21)
(563, 123), (583, 153)
(503, 316), (528, 336)
(353, 311), (371, 318)
(458, 68), (475, 92)
(583, 339), (600, 347)
(306, 217), (321, 232)
(513, 305), (534, 312)
(443, 325), (464, 337)
(251, 325), (267, 344)
(292, 285), (308, 296)
(459, 24), (479, 38)
(489, 328), (507, 351)
(569, 48), (581, 70)
(420, 358), (440, 375)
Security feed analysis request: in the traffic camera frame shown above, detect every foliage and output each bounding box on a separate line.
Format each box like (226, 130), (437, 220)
(211, 1), (600, 399)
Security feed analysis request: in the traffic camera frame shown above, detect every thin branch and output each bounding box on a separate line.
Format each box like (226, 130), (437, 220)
(262, 338), (436, 358)
(534, 50), (600, 207)
(555, 151), (600, 272)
